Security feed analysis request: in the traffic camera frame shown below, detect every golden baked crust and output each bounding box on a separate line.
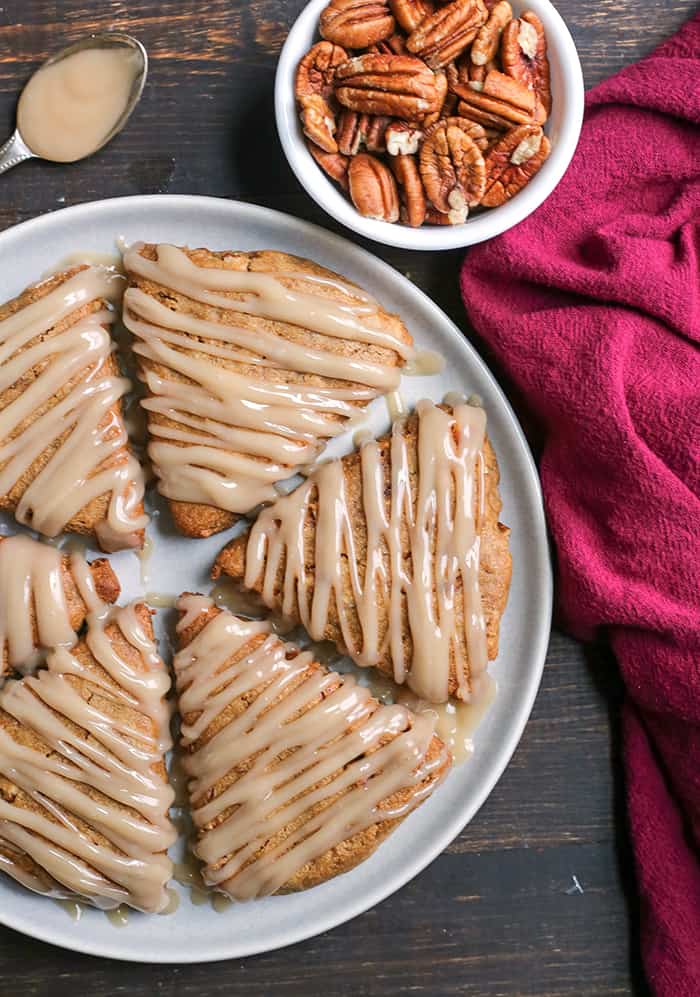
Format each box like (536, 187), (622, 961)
(175, 599), (450, 895)
(213, 407), (512, 699)
(0, 537), (120, 678)
(0, 268), (145, 550)
(0, 605), (174, 912)
(124, 243), (412, 538)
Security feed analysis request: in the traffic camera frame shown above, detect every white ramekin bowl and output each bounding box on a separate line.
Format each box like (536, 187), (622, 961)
(275, 0), (584, 250)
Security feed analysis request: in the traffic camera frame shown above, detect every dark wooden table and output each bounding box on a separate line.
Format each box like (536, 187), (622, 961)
(0, 2), (696, 994)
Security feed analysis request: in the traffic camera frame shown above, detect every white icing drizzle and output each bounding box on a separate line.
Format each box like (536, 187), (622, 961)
(122, 243), (413, 514)
(243, 400), (487, 703)
(137, 532), (153, 586)
(173, 598), (448, 901)
(144, 591), (177, 609)
(0, 267), (147, 551)
(385, 389), (407, 421)
(397, 675), (497, 764)
(0, 534), (109, 675)
(404, 349), (445, 377)
(0, 602), (175, 912)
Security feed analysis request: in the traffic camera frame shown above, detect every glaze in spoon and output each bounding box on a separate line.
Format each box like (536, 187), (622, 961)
(0, 33), (147, 175)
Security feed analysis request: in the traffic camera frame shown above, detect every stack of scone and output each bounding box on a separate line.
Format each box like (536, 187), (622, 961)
(0, 241), (511, 912)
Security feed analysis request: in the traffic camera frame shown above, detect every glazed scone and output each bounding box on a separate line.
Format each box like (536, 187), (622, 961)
(0, 603), (176, 913)
(0, 266), (147, 552)
(0, 534), (120, 679)
(213, 400), (512, 704)
(121, 242), (413, 538)
(173, 595), (451, 899)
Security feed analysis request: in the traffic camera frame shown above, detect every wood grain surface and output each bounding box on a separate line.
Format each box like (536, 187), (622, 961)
(0, 1), (696, 994)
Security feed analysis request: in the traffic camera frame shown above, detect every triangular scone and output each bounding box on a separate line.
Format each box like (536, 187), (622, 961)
(0, 603), (176, 912)
(173, 595), (450, 900)
(0, 534), (120, 679)
(122, 243), (413, 538)
(213, 400), (512, 704)
(0, 267), (147, 552)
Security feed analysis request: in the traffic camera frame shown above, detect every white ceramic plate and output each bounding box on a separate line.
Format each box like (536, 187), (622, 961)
(0, 195), (551, 962)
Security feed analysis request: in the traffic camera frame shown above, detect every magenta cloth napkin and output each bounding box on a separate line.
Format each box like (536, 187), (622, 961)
(460, 14), (700, 996)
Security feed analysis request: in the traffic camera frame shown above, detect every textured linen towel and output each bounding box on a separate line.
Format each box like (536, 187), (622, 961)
(460, 13), (700, 996)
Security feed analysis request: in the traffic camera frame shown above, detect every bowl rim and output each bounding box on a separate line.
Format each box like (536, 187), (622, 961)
(274, 0), (584, 250)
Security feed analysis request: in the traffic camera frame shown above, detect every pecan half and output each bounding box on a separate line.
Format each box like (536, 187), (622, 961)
(334, 54), (440, 118)
(296, 41), (348, 103)
(482, 69), (535, 112)
(425, 205), (453, 225)
(299, 96), (339, 152)
(426, 114), (490, 151)
(501, 11), (551, 120)
(481, 123), (550, 206)
(348, 153), (400, 221)
(336, 109), (370, 155)
(441, 91), (459, 118)
(365, 114), (392, 151)
(371, 32), (407, 54)
(471, 1), (511, 66)
(419, 116), (487, 220)
(456, 100), (499, 129)
(448, 56), (470, 87)
(320, 0), (395, 49)
(472, 57), (499, 84)
(386, 119), (424, 155)
(421, 69), (448, 126)
(391, 154), (427, 227)
(307, 141), (351, 190)
(390, 0), (434, 33)
(482, 125), (502, 147)
(296, 42), (348, 152)
(406, 0), (488, 70)
(450, 69), (534, 129)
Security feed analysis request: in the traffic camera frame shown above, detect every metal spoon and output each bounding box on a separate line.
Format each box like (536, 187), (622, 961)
(0, 32), (147, 176)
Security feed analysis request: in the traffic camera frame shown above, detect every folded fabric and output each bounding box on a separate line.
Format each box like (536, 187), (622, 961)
(460, 14), (700, 996)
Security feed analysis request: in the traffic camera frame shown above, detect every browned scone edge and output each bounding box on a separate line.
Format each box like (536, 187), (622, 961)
(212, 412), (512, 697)
(124, 243), (412, 539)
(176, 598), (451, 894)
(0, 605), (171, 912)
(0, 268), (146, 551)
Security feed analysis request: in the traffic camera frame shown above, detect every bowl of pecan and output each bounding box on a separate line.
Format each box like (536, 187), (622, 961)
(275, 0), (583, 249)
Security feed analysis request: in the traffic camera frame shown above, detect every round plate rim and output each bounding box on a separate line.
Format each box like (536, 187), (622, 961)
(0, 194), (552, 962)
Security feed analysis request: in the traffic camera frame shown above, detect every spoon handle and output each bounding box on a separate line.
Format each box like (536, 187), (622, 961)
(0, 130), (34, 175)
